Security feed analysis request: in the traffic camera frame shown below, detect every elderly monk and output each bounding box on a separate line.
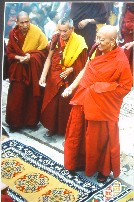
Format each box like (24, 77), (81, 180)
(39, 17), (88, 137)
(62, 25), (133, 183)
(6, 11), (48, 132)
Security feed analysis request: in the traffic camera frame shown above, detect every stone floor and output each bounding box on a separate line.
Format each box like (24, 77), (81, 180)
(1, 80), (134, 190)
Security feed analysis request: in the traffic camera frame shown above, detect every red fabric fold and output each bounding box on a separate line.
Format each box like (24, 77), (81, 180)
(71, 47), (133, 121)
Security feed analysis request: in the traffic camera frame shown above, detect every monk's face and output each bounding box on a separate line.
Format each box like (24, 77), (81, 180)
(17, 15), (30, 35)
(96, 31), (115, 54)
(58, 23), (74, 41)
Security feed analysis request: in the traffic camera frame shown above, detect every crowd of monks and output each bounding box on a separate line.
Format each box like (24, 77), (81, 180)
(4, 2), (133, 185)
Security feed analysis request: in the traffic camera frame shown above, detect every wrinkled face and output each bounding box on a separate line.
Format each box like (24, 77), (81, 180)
(96, 31), (114, 54)
(17, 15), (30, 35)
(58, 23), (74, 41)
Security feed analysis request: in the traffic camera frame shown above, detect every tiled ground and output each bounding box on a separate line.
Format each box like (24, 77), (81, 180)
(1, 80), (134, 189)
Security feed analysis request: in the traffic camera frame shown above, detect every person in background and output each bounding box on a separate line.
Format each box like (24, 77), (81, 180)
(30, 17), (39, 26)
(44, 11), (59, 41)
(106, 2), (120, 26)
(6, 11), (48, 132)
(29, 3), (39, 19)
(118, 3), (134, 75)
(39, 17), (88, 137)
(69, 2), (108, 51)
(4, 4), (17, 38)
(62, 25), (133, 183)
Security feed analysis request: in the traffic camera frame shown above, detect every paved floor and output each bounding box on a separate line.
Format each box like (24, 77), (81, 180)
(1, 80), (134, 190)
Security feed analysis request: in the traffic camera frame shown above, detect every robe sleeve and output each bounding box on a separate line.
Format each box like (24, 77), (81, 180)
(7, 30), (24, 61)
(7, 31), (19, 60)
(114, 61), (133, 98)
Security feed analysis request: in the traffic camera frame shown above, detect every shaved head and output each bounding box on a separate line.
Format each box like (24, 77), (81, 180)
(16, 11), (30, 35)
(96, 25), (117, 54)
(17, 11), (29, 21)
(98, 25), (117, 40)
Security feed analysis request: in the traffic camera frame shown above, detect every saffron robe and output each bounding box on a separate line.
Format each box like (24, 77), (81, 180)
(64, 47), (132, 178)
(6, 24), (48, 128)
(40, 32), (88, 135)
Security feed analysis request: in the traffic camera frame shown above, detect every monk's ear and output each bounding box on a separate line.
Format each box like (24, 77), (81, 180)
(111, 38), (116, 47)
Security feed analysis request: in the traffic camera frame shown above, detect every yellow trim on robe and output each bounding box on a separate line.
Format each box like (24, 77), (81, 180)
(90, 50), (97, 60)
(22, 24), (48, 53)
(63, 32), (88, 67)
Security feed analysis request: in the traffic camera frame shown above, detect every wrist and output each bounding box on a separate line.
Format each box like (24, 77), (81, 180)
(69, 84), (75, 91)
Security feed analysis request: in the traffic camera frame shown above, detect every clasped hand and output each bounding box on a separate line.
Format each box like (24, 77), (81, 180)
(19, 53), (30, 63)
(60, 67), (73, 79)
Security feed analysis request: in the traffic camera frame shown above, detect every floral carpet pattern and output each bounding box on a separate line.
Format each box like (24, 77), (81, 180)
(1, 140), (133, 202)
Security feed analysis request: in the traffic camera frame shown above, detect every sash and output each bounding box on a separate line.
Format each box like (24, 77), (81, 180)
(22, 24), (48, 53)
(62, 32), (87, 67)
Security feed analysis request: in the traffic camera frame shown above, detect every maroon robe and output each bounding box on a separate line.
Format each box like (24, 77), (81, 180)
(119, 3), (134, 75)
(40, 33), (88, 135)
(6, 25), (48, 128)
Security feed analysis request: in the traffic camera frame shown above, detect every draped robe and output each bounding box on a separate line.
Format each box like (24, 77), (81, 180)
(6, 24), (48, 128)
(40, 33), (88, 135)
(64, 47), (133, 177)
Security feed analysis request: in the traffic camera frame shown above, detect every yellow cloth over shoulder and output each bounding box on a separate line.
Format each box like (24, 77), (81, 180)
(22, 24), (48, 53)
(63, 32), (88, 67)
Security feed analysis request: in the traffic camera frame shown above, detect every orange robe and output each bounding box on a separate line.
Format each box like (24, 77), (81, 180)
(6, 25), (48, 128)
(64, 47), (133, 178)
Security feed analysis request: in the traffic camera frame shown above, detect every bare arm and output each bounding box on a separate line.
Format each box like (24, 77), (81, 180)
(62, 59), (89, 97)
(39, 49), (54, 87)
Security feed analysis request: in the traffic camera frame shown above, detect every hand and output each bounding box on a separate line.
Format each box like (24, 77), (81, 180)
(20, 53), (30, 63)
(39, 76), (46, 87)
(62, 87), (73, 97)
(122, 41), (134, 50)
(60, 67), (73, 79)
(78, 19), (90, 29)
(25, 53), (30, 60)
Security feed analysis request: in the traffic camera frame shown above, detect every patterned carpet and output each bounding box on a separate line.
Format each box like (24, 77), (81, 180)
(1, 140), (134, 202)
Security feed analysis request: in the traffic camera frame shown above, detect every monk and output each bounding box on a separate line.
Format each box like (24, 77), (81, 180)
(118, 3), (134, 75)
(6, 11), (48, 132)
(62, 25), (133, 183)
(39, 17), (88, 136)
